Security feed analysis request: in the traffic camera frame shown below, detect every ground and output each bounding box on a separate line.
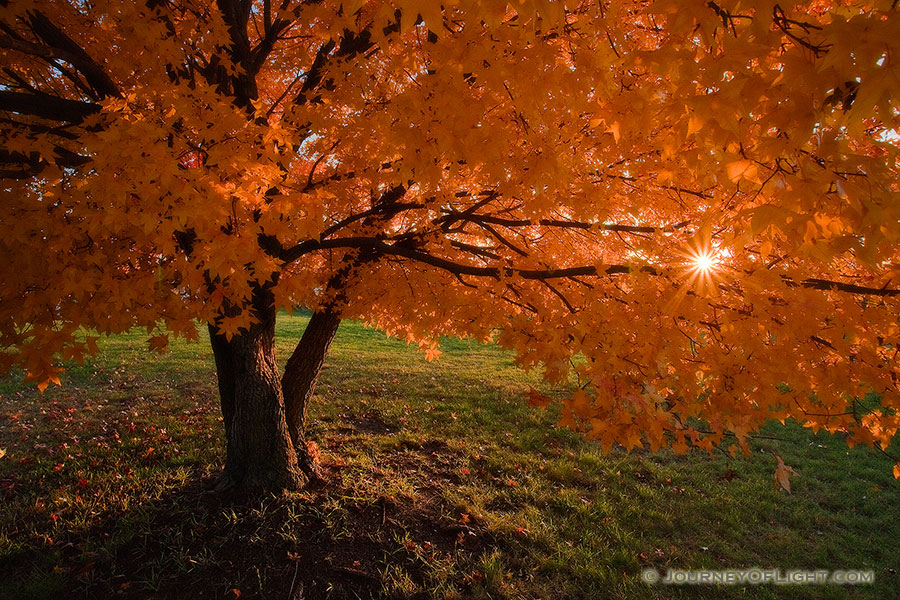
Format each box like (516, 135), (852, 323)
(0, 313), (897, 599)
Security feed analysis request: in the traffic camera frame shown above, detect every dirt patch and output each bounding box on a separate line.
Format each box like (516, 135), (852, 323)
(337, 409), (399, 435)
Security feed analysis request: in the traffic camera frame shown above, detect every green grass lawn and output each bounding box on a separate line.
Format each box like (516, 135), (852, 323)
(0, 313), (897, 599)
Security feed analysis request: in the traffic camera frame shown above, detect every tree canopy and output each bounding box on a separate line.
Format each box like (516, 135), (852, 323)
(1, 0), (899, 476)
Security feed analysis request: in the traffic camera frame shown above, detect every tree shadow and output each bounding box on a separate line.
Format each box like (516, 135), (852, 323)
(1, 447), (493, 600)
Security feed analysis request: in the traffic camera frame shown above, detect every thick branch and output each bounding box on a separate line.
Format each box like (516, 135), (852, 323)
(250, 16), (292, 74)
(0, 147), (90, 175)
(0, 90), (99, 122)
(280, 236), (652, 279)
(292, 39), (336, 106)
(26, 10), (120, 99)
(438, 210), (690, 234)
(796, 278), (900, 297)
(280, 237), (900, 297)
(319, 201), (424, 239)
(291, 28), (378, 106)
(217, 0), (253, 62)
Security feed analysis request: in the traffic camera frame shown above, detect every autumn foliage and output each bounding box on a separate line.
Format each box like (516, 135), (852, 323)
(1, 0), (899, 484)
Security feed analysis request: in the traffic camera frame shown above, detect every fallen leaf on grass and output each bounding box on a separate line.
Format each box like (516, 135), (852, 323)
(773, 454), (798, 494)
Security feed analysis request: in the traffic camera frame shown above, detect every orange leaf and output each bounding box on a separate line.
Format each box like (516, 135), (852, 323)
(608, 121), (621, 143)
(526, 387), (553, 409)
(726, 160), (757, 183)
(687, 115), (704, 135)
(148, 334), (169, 353)
(773, 454), (797, 494)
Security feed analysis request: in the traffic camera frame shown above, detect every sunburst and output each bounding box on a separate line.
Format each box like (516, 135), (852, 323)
(679, 239), (723, 297)
(664, 237), (726, 309)
(692, 252), (717, 273)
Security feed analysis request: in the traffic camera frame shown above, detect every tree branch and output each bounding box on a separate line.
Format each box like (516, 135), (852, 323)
(438, 210), (690, 234)
(26, 10), (120, 99)
(280, 237), (900, 298)
(0, 90), (99, 122)
(796, 278), (900, 297)
(280, 236), (654, 279)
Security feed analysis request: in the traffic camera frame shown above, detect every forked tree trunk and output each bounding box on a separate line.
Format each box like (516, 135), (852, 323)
(208, 286), (305, 491)
(209, 289), (341, 491)
(281, 308), (342, 480)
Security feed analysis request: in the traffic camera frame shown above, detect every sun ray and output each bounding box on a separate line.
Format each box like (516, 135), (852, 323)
(663, 236), (726, 312)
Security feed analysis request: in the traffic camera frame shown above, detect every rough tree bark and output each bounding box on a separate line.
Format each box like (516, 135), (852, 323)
(282, 308), (342, 481)
(208, 285), (308, 491)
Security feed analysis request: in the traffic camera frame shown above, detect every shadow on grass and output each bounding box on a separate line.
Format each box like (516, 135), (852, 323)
(2, 315), (898, 599)
(2, 397), (898, 600)
(2, 451), (503, 600)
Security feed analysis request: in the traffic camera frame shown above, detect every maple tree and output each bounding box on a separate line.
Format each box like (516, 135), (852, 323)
(2, 0), (899, 491)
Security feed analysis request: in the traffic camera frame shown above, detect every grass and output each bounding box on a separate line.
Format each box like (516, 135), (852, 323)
(0, 312), (897, 599)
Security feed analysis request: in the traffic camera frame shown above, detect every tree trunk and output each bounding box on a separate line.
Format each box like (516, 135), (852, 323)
(282, 308), (341, 480)
(208, 286), (304, 492)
